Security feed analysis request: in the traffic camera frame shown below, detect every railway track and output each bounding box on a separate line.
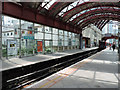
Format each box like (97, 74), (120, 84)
(1, 48), (102, 90)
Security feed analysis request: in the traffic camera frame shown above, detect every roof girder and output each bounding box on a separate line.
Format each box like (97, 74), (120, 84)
(63, 2), (120, 22)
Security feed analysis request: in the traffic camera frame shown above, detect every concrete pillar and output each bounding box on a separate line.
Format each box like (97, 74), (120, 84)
(0, 2), (2, 60)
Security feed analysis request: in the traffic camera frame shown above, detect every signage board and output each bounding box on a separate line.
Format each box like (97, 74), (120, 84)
(37, 41), (43, 52)
(7, 40), (17, 56)
(23, 36), (34, 40)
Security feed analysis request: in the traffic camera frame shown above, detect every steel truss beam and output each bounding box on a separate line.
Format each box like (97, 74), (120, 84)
(100, 20), (109, 30)
(2, 2), (81, 34)
(78, 14), (120, 29)
(63, 2), (120, 22)
(71, 8), (120, 25)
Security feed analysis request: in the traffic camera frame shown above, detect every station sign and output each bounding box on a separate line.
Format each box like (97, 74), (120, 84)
(23, 36), (34, 40)
(7, 40), (17, 56)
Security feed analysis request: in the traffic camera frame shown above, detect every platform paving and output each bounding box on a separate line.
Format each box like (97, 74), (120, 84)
(25, 48), (119, 89)
(0, 47), (98, 71)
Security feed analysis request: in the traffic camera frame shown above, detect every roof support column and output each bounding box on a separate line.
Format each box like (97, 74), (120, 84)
(79, 34), (83, 49)
(118, 25), (120, 61)
(0, 1), (2, 60)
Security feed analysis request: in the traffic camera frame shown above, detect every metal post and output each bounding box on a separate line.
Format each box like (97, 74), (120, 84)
(58, 29), (59, 51)
(43, 25), (45, 54)
(118, 25), (120, 61)
(63, 31), (65, 51)
(67, 32), (69, 50)
(0, 2), (2, 60)
(19, 20), (22, 58)
(79, 34), (82, 49)
(33, 23), (35, 55)
(0, 2), (2, 89)
(51, 27), (53, 53)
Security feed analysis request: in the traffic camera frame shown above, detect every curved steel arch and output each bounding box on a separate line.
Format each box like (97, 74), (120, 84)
(49, 2), (72, 17)
(100, 20), (109, 30)
(97, 20), (105, 29)
(71, 8), (120, 25)
(78, 14), (120, 30)
(63, 2), (120, 22)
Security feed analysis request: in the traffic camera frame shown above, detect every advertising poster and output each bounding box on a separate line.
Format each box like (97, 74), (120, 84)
(7, 40), (17, 56)
(37, 41), (43, 52)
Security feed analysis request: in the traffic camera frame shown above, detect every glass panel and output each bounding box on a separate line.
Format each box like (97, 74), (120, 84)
(64, 41), (68, 46)
(59, 30), (63, 35)
(2, 16), (20, 58)
(69, 32), (72, 37)
(64, 31), (68, 36)
(21, 20), (33, 30)
(59, 35), (63, 40)
(35, 32), (43, 39)
(21, 39), (34, 56)
(45, 26), (51, 33)
(45, 34), (51, 40)
(45, 41), (52, 53)
(53, 40), (58, 52)
(53, 35), (58, 40)
(21, 30), (34, 56)
(58, 40), (63, 46)
(2, 27), (14, 38)
(68, 38), (72, 46)
(53, 28), (58, 34)
(2, 15), (20, 29)
(64, 36), (68, 41)
(34, 24), (44, 33)
(53, 41), (58, 46)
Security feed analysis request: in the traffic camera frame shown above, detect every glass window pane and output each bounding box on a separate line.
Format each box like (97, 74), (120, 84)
(64, 31), (68, 36)
(45, 26), (51, 33)
(59, 30), (63, 35)
(53, 28), (58, 34)
(64, 36), (68, 41)
(64, 41), (68, 46)
(53, 35), (58, 40)
(69, 32), (72, 37)
(53, 41), (58, 46)
(35, 32), (43, 39)
(2, 15), (20, 29)
(21, 20), (33, 30)
(59, 35), (63, 40)
(58, 40), (63, 46)
(45, 34), (51, 40)
(21, 30), (34, 36)
(34, 24), (44, 32)
(2, 27), (14, 38)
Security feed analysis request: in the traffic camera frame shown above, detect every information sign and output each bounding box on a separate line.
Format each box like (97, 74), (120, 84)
(7, 40), (17, 56)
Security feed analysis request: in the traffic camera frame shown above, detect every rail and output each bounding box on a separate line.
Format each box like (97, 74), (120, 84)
(1, 48), (102, 90)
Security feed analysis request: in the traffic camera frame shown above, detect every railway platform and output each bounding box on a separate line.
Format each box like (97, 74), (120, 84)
(0, 47), (98, 71)
(25, 48), (119, 89)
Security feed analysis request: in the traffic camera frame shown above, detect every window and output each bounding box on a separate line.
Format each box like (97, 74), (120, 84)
(7, 33), (9, 36)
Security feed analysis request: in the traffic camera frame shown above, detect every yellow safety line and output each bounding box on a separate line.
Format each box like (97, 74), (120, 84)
(37, 58), (94, 88)
(39, 75), (62, 88)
